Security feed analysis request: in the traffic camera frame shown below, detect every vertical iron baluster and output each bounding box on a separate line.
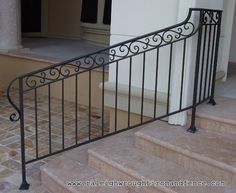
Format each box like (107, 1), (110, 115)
(199, 25), (207, 102)
(187, 11), (204, 133)
(34, 88), (38, 159)
(89, 71), (91, 140)
(208, 25), (217, 97)
(19, 78), (30, 190)
(180, 39), (186, 110)
(102, 66), (105, 136)
(154, 48), (159, 118)
(209, 12), (222, 105)
(75, 75), (78, 144)
(204, 24), (212, 99)
(115, 61), (119, 132)
(167, 44), (173, 115)
(62, 80), (65, 149)
(48, 84), (52, 154)
(141, 53), (146, 123)
(128, 57), (132, 128)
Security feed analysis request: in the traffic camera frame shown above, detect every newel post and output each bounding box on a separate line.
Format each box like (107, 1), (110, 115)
(19, 77), (30, 190)
(208, 11), (222, 106)
(187, 10), (204, 133)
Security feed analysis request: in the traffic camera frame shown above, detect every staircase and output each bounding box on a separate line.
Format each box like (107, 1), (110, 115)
(6, 8), (225, 190)
(41, 95), (236, 193)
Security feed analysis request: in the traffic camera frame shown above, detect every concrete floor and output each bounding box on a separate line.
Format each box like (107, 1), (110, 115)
(17, 38), (106, 62)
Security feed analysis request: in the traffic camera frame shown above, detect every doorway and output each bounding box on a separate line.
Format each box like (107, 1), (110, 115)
(21, 0), (42, 34)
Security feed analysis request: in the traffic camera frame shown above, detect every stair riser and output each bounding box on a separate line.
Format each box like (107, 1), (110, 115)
(88, 152), (170, 193)
(187, 115), (236, 135)
(135, 136), (235, 186)
(41, 169), (74, 193)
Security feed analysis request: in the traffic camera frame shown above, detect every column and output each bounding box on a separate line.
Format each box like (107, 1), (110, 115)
(168, 0), (224, 126)
(168, 0), (195, 126)
(0, 0), (22, 51)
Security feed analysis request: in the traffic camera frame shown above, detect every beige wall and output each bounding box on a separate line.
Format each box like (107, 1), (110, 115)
(0, 54), (108, 108)
(0, 54), (50, 90)
(109, 108), (150, 132)
(46, 0), (82, 38)
(42, 0), (110, 44)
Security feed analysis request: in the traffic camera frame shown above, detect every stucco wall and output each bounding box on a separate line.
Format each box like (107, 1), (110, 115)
(195, 0), (223, 9)
(109, 0), (180, 94)
(110, 0), (179, 37)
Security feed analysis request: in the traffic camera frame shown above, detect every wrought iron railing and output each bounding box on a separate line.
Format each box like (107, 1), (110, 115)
(7, 8), (222, 190)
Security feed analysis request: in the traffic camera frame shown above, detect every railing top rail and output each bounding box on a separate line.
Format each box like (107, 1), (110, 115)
(190, 8), (222, 12)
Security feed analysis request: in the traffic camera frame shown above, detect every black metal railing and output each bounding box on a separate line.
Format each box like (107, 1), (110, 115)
(7, 8), (222, 190)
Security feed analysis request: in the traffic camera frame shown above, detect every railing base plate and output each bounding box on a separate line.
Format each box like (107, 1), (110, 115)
(208, 98), (216, 106)
(187, 127), (198, 133)
(19, 181), (30, 190)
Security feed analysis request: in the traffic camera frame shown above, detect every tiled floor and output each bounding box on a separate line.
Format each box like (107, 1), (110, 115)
(0, 90), (109, 193)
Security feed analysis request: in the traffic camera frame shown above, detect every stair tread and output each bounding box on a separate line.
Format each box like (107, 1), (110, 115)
(195, 96), (236, 125)
(135, 121), (236, 171)
(42, 156), (138, 193)
(89, 134), (234, 193)
(41, 129), (144, 193)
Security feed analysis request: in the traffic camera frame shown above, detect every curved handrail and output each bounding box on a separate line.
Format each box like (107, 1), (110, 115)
(7, 78), (20, 122)
(7, 8), (222, 122)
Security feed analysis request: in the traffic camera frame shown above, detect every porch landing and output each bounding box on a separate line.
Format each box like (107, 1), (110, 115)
(14, 38), (106, 62)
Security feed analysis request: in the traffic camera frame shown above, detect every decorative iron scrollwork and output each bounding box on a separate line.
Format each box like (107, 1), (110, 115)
(7, 78), (20, 122)
(109, 22), (195, 61)
(203, 11), (221, 25)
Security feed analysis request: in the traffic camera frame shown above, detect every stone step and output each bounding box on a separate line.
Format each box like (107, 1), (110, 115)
(188, 96), (236, 135)
(88, 133), (234, 193)
(41, 136), (140, 193)
(135, 121), (236, 187)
